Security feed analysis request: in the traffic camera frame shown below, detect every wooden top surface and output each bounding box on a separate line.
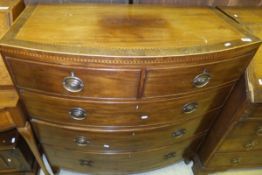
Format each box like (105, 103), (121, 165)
(219, 7), (262, 103)
(0, 4), (260, 57)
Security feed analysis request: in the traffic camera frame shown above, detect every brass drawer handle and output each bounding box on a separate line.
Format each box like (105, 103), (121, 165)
(193, 70), (211, 88)
(231, 157), (241, 165)
(79, 159), (93, 167)
(183, 102), (198, 114)
(63, 72), (84, 93)
(256, 126), (262, 136)
(172, 129), (186, 139)
(74, 136), (89, 146)
(69, 108), (87, 120)
(164, 152), (176, 160)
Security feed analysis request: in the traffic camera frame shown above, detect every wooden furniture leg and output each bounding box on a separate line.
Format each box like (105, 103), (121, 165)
(18, 122), (51, 175)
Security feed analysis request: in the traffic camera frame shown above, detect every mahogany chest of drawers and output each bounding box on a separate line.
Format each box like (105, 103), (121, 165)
(0, 4), (261, 175)
(193, 8), (262, 175)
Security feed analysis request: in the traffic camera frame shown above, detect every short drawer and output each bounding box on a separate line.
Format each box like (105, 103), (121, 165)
(207, 151), (262, 168)
(6, 58), (141, 99)
(21, 85), (230, 127)
(144, 54), (251, 97)
(217, 136), (262, 152)
(42, 138), (197, 174)
(227, 120), (262, 137)
(31, 112), (215, 152)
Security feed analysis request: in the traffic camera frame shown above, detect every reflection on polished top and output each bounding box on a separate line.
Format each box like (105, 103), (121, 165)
(220, 8), (262, 102)
(0, 4), (260, 57)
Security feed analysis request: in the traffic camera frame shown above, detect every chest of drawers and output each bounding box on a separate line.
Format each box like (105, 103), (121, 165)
(0, 4), (261, 174)
(193, 8), (262, 175)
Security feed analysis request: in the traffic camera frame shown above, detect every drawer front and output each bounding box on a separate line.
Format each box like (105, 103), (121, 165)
(144, 54), (251, 97)
(43, 140), (193, 174)
(0, 129), (18, 149)
(31, 112), (215, 152)
(208, 151), (262, 168)
(22, 85), (230, 127)
(218, 136), (262, 152)
(0, 149), (31, 172)
(228, 120), (262, 137)
(7, 58), (141, 99)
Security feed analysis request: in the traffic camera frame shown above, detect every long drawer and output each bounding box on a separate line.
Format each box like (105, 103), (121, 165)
(31, 112), (216, 152)
(227, 120), (262, 137)
(6, 52), (251, 99)
(217, 119), (262, 152)
(218, 136), (262, 152)
(42, 138), (198, 175)
(207, 151), (262, 168)
(21, 85), (231, 127)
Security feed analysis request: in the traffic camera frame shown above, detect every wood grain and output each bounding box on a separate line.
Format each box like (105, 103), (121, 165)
(1, 4), (260, 175)
(207, 151), (262, 168)
(42, 137), (201, 175)
(21, 85), (231, 127)
(0, 110), (15, 132)
(1, 5), (260, 57)
(7, 58), (141, 99)
(217, 136), (262, 152)
(144, 54), (252, 97)
(0, 89), (18, 109)
(195, 77), (249, 167)
(0, 0), (25, 86)
(31, 112), (214, 152)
